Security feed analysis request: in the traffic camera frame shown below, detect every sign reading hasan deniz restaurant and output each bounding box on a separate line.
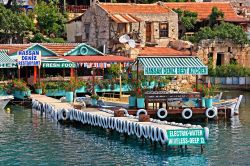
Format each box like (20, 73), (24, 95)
(167, 129), (206, 146)
(144, 67), (208, 75)
(17, 50), (41, 66)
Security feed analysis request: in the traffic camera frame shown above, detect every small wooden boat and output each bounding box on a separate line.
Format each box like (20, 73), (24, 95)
(0, 95), (14, 110)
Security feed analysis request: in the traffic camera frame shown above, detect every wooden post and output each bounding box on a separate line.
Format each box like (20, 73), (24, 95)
(34, 66), (37, 84)
(119, 63), (122, 99)
(70, 68), (74, 78)
(136, 59), (139, 82)
(18, 66), (20, 81)
(63, 69), (65, 78)
(92, 66), (95, 95)
(38, 66), (41, 83)
(196, 75), (198, 89)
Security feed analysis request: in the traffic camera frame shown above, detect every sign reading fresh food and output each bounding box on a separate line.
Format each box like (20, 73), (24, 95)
(17, 50), (41, 66)
(167, 129), (206, 146)
(42, 62), (76, 68)
(144, 67), (208, 75)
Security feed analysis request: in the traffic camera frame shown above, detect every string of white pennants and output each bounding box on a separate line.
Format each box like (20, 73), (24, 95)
(75, 62), (130, 68)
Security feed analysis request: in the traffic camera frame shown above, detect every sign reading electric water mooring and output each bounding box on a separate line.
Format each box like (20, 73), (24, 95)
(144, 67), (208, 75)
(167, 129), (206, 146)
(17, 50), (41, 66)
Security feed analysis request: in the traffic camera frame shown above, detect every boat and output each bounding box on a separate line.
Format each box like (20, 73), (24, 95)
(213, 95), (243, 117)
(0, 95), (14, 110)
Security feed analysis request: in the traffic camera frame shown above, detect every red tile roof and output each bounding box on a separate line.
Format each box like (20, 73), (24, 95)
(61, 55), (134, 63)
(99, 3), (171, 14)
(138, 47), (192, 57)
(110, 14), (141, 23)
(164, 2), (248, 22)
(0, 43), (79, 56)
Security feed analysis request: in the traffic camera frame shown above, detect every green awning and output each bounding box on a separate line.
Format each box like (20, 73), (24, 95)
(138, 56), (208, 75)
(42, 57), (76, 68)
(0, 50), (17, 68)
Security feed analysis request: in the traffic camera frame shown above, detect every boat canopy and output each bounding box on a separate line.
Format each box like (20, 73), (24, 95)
(137, 56), (208, 75)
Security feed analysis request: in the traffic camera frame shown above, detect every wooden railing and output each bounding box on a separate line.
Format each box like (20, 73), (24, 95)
(66, 5), (89, 13)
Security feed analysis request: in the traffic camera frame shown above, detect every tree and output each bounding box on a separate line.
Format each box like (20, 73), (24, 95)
(173, 8), (198, 30)
(0, 4), (34, 43)
(209, 7), (224, 27)
(193, 22), (248, 44)
(34, 1), (67, 38)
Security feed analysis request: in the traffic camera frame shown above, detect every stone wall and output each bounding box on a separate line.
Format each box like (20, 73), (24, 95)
(81, 5), (110, 52)
(196, 39), (250, 67)
(66, 21), (82, 43)
(76, 4), (178, 54)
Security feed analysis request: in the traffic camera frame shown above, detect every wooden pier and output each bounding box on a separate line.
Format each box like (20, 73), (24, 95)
(30, 94), (209, 148)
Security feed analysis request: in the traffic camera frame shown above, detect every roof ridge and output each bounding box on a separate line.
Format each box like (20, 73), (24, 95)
(99, 2), (157, 6)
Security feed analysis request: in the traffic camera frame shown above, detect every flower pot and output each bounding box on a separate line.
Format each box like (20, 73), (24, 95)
(205, 98), (213, 108)
(129, 96), (136, 107)
(13, 90), (27, 99)
(91, 99), (97, 106)
(75, 86), (86, 93)
(65, 91), (74, 102)
(35, 88), (42, 94)
(0, 90), (7, 96)
(137, 98), (145, 109)
(202, 97), (206, 107)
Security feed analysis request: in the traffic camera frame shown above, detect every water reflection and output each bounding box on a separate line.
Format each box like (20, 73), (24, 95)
(0, 91), (250, 165)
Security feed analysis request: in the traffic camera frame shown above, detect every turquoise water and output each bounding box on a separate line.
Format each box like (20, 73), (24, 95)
(0, 91), (250, 165)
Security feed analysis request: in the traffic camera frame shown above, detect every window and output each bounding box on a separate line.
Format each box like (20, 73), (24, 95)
(84, 24), (90, 40)
(159, 23), (168, 38)
(117, 23), (126, 34)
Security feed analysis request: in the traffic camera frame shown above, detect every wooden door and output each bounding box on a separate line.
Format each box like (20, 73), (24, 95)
(146, 22), (151, 42)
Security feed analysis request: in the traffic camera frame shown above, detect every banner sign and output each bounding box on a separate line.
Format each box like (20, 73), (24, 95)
(144, 67), (208, 75)
(17, 50), (41, 66)
(0, 63), (17, 68)
(42, 62), (76, 68)
(167, 129), (206, 146)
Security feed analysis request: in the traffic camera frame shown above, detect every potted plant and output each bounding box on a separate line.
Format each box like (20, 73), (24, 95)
(75, 79), (87, 93)
(11, 79), (30, 99)
(91, 94), (99, 106)
(203, 83), (218, 108)
(135, 87), (145, 109)
(34, 82), (43, 94)
(128, 78), (138, 108)
(44, 81), (66, 96)
(64, 78), (78, 103)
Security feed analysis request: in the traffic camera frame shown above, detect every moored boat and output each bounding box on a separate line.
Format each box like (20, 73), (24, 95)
(0, 95), (14, 110)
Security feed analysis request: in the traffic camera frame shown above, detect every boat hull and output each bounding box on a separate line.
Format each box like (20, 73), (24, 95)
(0, 95), (14, 110)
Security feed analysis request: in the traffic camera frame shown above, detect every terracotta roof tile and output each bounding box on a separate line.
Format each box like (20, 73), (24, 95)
(0, 43), (79, 56)
(61, 55), (134, 63)
(138, 47), (192, 57)
(164, 2), (247, 22)
(99, 3), (171, 14)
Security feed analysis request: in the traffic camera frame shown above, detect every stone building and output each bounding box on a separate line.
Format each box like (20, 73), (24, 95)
(164, 2), (250, 36)
(196, 39), (250, 67)
(66, 2), (178, 54)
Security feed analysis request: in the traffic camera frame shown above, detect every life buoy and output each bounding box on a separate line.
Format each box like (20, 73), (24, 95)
(119, 108), (129, 116)
(157, 108), (168, 119)
(136, 109), (148, 116)
(61, 109), (69, 121)
(182, 108), (193, 119)
(206, 107), (217, 119)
